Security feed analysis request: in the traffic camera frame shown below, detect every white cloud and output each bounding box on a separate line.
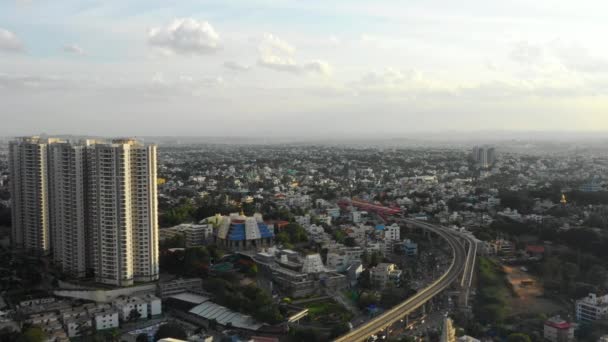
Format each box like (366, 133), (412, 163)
(0, 28), (24, 53)
(510, 41), (543, 65)
(259, 33), (295, 55)
(303, 60), (332, 75)
(63, 44), (85, 55)
(257, 33), (331, 75)
(223, 61), (250, 71)
(148, 18), (220, 55)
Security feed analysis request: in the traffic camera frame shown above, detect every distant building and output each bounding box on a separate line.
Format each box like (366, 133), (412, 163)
(351, 211), (363, 223)
(457, 336), (480, 342)
(472, 146), (496, 169)
(160, 223), (213, 247)
(383, 223), (400, 254)
(401, 239), (418, 257)
(9, 137), (160, 286)
(579, 178), (602, 192)
(543, 316), (574, 342)
(440, 316), (456, 342)
(384, 223), (400, 241)
(158, 278), (203, 298)
(301, 254), (325, 273)
(576, 293), (608, 323)
(213, 213), (274, 250)
(326, 246), (364, 272)
(370, 263), (402, 289)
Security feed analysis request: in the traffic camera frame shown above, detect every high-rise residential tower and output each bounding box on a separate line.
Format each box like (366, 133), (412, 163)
(48, 141), (88, 278)
(472, 145), (496, 169)
(9, 137), (159, 287)
(9, 137), (55, 255)
(87, 139), (159, 286)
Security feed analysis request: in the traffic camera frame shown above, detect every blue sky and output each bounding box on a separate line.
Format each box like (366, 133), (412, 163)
(2, 0), (608, 136)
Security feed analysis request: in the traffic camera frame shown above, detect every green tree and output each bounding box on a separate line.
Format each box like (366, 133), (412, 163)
(136, 333), (149, 342)
(154, 323), (187, 341)
(17, 327), (47, 342)
(128, 308), (142, 322)
(507, 333), (532, 342)
(330, 323), (351, 338)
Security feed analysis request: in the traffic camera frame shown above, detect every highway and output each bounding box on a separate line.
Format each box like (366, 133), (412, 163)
(334, 219), (469, 342)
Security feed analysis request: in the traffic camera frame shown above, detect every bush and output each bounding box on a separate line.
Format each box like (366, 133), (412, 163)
(154, 323), (187, 341)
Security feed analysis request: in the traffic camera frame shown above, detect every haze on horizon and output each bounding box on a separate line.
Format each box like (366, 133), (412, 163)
(2, 0), (608, 137)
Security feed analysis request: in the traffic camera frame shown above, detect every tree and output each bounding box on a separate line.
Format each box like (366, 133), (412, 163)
(17, 327), (47, 342)
(330, 323), (351, 338)
(136, 333), (149, 342)
(507, 333), (531, 342)
(344, 237), (357, 247)
(154, 323), (187, 341)
(128, 308), (142, 322)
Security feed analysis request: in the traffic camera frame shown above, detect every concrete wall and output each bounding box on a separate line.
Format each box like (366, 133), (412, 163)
(54, 282), (156, 303)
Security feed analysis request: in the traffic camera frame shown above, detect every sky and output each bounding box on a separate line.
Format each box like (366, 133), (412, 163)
(2, 0), (608, 137)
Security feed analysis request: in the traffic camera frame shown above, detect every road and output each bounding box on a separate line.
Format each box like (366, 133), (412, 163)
(333, 220), (469, 342)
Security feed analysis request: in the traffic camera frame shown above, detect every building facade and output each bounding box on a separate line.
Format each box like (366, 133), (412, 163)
(543, 316), (574, 342)
(9, 137), (56, 254)
(87, 139), (159, 286)
(576, 293), (608, 323)
(370, 263), (402, 289)
(9, 137), (159, 286)
(48, 142), (88, 277)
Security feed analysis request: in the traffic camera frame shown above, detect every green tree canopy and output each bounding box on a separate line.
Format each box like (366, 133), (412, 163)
(154, 323), (187, 341)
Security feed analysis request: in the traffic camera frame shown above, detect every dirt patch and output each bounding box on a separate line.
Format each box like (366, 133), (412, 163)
(503, 266), (542, 298)
(503, 265), (564, 315)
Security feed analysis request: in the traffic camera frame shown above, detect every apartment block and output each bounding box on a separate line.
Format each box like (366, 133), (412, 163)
(9, 136), (159, 287)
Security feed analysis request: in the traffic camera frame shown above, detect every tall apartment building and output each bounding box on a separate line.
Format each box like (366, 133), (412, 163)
(9, 137), (159, 286)
(48, 141), (88, 277)
(472, 146), (496, 169)
(9, 137), (55, 254)
(87, 139), (159, 286)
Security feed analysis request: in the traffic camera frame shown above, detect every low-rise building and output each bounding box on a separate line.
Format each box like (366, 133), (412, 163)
(370, 263), (402, 289)
(158, 278), (203, 298)
(326, 245), (364, 272)
(113, 295), (162, 321)
(301, 254), (325, 273)
(576, 293), (608, 323)
(401, 239), (418, 257)
(543, 316), (574, 342)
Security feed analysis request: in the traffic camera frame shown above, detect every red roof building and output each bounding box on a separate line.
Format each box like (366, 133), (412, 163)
(544, 316), (574, 342)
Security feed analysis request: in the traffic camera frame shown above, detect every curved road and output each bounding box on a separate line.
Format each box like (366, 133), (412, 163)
(334, 220), (468, 342)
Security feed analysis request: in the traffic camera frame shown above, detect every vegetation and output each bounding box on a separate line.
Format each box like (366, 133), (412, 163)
(16, 327), (47, 342)
(305, 300), (353, 324)
(474, 257), (510, 324)
(275, 222), (308, 246)
(0, 203), (10, 227)
(159, 245), (224, 277)
(288, 327), (324, 342)
(159, 200), (196, 227)
(506, 333), (532, 342)
(154, 323), (187, 341)
(203, 276), (283, 324)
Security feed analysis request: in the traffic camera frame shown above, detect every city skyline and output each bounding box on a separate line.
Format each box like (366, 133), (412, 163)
(3, 1), (608, 135)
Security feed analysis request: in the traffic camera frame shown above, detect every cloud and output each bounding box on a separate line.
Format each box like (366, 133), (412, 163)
(257, 33), (331, 75)
(303, 60), (332, 75)
(551, 41), (608, 73)
(223, 61), (250, 71)
(510, 41), (543, 65)
(259, 33), (295, 55)
(63, 44), (85, 55)
(0, 28), (24, 53)
(148, 18), (220, 55)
